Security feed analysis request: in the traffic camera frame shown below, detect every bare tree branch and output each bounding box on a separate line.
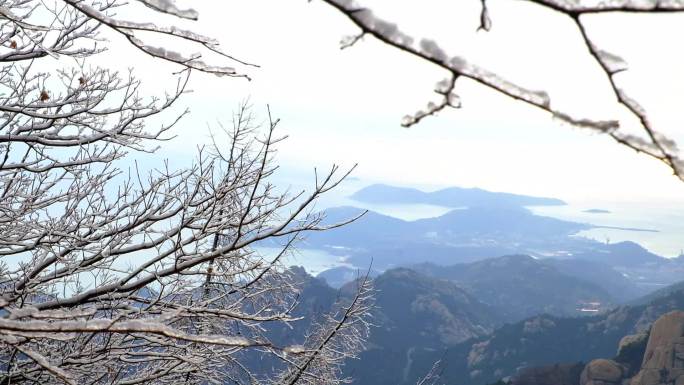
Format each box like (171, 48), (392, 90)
(0, 2), (371, 384)
(317, 0), (684, 181)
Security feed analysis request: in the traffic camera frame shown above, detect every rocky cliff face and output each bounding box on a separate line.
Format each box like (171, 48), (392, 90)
(471, 290), (684, 385)
(580, 359), (627, 385)
(510, 311), (684, 385)
(630, 311), (684, 385)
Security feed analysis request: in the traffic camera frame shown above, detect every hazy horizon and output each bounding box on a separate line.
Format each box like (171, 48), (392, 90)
(107, 0), (684, 206)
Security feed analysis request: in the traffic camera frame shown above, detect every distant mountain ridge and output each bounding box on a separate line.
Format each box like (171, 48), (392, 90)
(264, 267), (503, 385)
(542, 258), (649, 302)
(320, 255), (655, 314)
(275, 264), (684, 385)
(301, 201), (679, 291)
(351, 184), (566, 207)
(449, 286), (684, 385)
(629, 278), (684, 306)
(346, 274), (684, 385)
(363, 268), (502, 345)
(413, 255), (617, 322)
(341, 267), (504, 385)
(306, 205), (593, 269)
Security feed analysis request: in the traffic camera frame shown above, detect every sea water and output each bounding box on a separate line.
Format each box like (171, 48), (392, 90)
(529, 204), (684, 258)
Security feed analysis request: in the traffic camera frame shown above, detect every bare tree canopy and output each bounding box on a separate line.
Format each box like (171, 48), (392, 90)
(314, 0), (684, 182)
(3, 0), (683, 383)
(0, 1), (371, 384)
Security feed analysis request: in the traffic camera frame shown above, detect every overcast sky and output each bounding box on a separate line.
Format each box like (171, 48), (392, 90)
(124, 0), (684, 205)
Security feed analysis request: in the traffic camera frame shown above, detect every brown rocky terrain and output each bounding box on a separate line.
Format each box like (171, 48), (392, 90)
(509, 311), (684, 385)
(630, 311), (684, 385)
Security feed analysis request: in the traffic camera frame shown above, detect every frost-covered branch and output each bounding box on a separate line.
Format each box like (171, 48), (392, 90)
(61, 0), (256, 78)
(0, 2), (369, 383)
(318, 0), (684, 181)
(274, 275), (374, 385)
(524, 0), (684, 179)
(525, 0), (684, 14)
(136, 0), (199, 20)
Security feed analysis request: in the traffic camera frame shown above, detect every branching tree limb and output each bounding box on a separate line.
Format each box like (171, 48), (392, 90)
(0, 1), (371, 384)
(318, 0), (684, 181)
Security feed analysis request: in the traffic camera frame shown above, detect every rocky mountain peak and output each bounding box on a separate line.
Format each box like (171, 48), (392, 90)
(576, 312), (684, 385)
(580, 359), (627, 385)
(631, 311), (684, 385)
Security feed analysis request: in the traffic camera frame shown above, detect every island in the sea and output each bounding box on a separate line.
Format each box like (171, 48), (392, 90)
(350, 184), (566, 207)
(583, 208), (612, 214)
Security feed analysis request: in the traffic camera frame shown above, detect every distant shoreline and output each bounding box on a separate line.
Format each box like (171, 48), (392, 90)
(592, 225), (659, 233)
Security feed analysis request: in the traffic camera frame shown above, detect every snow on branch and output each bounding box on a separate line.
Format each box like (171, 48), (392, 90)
(0, 5), (367, 377)
(136, 0), (199, 20)
(63, 0), (257, 77)
(320, 0), (684, 181)
(0, 318), (256, 347)
(402, 75), (460, 127)
(566, 10), (684, 179)
(527, 0), (684, 14)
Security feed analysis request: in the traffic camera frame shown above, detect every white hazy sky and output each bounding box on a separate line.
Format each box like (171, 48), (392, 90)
(121, 0), (684, 205)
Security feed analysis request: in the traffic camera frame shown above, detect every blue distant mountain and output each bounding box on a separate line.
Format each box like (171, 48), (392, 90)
(304, 205), (592, 268)
(413, 255), (617, 322)
(295, 203), (680, 295)
(411, 205), (584, 237)
(314, 205), (587, 246)
(262, 265), (684, 385)
(572, 241), (664, 266)
(350, 184), (566, 207)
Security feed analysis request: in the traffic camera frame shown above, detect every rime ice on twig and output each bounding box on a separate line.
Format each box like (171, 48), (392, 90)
(320, 0), (684, 181)
(402, 76), (460, 127)
(64, 0), (255, 76)
(0, 2), (370, 384)
(596, 48), (628, 74)
(137, 0), (199, 20)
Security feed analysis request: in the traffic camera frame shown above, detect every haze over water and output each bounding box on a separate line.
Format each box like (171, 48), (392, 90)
(287, 177), (684, 263)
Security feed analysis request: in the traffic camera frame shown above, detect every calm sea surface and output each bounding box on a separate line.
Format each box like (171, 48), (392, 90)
(529, 204), (684, 258)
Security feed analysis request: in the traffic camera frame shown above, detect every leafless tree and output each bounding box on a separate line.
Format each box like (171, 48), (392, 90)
(315, 0), (684, 182)
(0, 1), (372, 384)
